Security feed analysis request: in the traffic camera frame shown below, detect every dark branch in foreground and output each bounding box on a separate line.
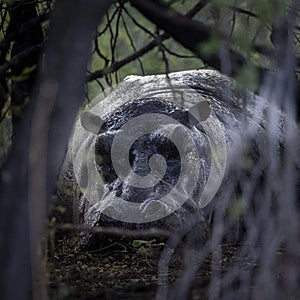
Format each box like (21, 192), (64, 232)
(0, 12), (48, 51)
(50, 223), (171, 238)
(0, 44), (42, 77)
(87, 32), (169, 82)
(130, 0), (246, 75)
(87, 0), (209, 82)
(0, 1), (116, 299)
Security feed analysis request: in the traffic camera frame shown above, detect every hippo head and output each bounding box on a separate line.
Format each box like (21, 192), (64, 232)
(76, 96), (224, 225)
(86, 98), (210, 202)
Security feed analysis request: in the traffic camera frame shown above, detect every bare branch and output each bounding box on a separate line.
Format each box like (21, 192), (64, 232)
(87, 32), (169, 82)
(0, 12), (48, 51)
(228, 5), (258, 18)
(0, 44), (42, 77)
(50, 223), (171, 238)
(128, 1), (247, 76)
(88, 0), (209, 81)
(121, 13), (145, 75)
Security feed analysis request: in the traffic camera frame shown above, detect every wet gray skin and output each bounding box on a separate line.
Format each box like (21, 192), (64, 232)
(54, 70), (299, 249)
(93, 98), (210, 205)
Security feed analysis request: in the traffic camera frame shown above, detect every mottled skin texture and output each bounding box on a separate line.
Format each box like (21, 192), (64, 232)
(54, 70), (299, 249)
(95, 98), (210, 204)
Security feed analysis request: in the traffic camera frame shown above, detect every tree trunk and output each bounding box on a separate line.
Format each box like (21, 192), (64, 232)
(0, 1), (115, 299)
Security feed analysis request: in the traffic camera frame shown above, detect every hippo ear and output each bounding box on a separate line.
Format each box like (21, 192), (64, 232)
(80, 111), (104, 134)
(188, 101), (211, 122)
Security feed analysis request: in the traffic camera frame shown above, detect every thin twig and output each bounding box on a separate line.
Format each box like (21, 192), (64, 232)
(161, 43), (197, 58)
(87, 32), (169, 82)
(228, 5), (258, 18)
(121, 13), (145, 75)
(88, 0), (208, 82)
(0, 12), (48, 51)
(0, 44), (42, 77)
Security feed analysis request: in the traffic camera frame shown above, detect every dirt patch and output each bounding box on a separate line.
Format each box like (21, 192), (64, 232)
(47, 232), (248, 299)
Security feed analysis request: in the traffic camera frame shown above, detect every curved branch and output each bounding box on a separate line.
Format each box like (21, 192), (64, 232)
(0, 44), (42, 77)
(88, 0), (209, 82)
(129, 0), (248, 75)
(50, 223), (171, 238)
(87, 32), (169, 82)
(0, 12), (49, 51)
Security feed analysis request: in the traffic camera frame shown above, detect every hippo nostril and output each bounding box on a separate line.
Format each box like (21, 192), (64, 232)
(131, 153), (151, 176)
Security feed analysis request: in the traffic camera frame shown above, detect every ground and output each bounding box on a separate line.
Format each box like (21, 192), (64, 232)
(47, 232), (250, 300)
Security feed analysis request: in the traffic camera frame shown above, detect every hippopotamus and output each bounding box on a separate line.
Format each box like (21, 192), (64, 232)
(54, 70), (299, 248)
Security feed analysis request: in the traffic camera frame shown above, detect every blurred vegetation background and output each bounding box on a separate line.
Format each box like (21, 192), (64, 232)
(1, 1), (299, 166)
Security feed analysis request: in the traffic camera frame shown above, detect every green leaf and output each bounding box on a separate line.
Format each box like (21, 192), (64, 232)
(229, 199), (246, 218)
(11, 65), (37, 82)
(132, 239), (149, 248)
(235, 63), (259, 91)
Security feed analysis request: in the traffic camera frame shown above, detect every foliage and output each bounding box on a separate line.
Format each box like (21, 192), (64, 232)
(0, 1), (300, 299)
(1, 0), (300, 104)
